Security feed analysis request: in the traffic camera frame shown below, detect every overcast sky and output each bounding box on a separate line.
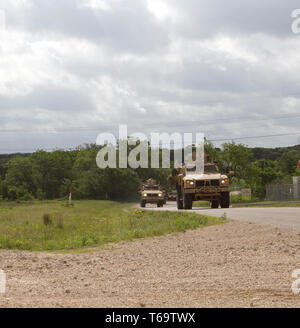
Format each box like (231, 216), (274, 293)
(1, 0), (300, 152)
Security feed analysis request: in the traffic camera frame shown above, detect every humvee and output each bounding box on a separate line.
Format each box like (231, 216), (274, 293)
(169, 162), (231, 210)
(167, 190), (177, 201)
(140, 179), (165, 208)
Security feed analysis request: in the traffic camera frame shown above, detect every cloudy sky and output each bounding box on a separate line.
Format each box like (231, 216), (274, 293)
(1, 0), (300, 152)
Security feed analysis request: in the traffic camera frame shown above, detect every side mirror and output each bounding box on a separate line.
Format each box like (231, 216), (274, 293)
(172, 168), (177, 177)
(228, 171), (235, 177)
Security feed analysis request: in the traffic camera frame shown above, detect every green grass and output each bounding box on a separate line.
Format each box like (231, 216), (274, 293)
(245, 202), (300, 208)
(230, 194), (253, 203)
(0, 200), (226, 251)
(193, 195), (260, 207)
(193, 201), (210, 207)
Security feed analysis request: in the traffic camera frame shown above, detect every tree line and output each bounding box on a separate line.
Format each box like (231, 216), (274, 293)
(0, 142), (299, 201)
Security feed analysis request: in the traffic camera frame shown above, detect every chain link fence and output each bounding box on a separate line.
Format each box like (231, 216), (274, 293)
(266, 177), (300, 201)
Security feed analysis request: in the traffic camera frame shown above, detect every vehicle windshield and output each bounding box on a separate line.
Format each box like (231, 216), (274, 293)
(185, 161), (203, 173)
(186, 166), (196, 172)
(186, 164), (218, 173)
(204, 164), (218, 173)
(144, 186), (159, 190)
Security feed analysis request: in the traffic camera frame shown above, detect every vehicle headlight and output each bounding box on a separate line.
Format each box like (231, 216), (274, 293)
(186, 180), (194, 186)
(158, 193), (162, 197)
(143, 193), (147, 197)
(221, 178), (229, 184)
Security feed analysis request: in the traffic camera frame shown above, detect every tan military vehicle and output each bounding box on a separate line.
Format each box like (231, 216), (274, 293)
(140, 178), (165, 208)
(167, 190), (177, 201)
(169, 162), (231, 210)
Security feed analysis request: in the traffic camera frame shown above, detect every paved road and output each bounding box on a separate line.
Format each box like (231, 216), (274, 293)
(146, 202), (300, 231)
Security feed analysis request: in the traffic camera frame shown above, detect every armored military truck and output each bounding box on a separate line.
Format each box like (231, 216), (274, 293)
(140, 178), (165, 208)
(169, 162), (231, 210)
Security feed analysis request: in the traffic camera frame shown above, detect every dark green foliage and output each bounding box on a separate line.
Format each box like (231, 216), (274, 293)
(0, 146), (144, 201)
(0, 142), (299, 201)
(205, 141), (300, 199)
(43, 214), (52, 225)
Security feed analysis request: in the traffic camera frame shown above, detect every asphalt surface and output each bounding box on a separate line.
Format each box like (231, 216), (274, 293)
(146, 202), (300, 232)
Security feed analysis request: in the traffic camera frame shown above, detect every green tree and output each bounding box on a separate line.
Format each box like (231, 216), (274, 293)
(218, 142), (254, 183)
(72, 149), (106, 199)
(279, 151), (300, 176)
(30, 150), (75, 199)
(5, 157), (35, 198)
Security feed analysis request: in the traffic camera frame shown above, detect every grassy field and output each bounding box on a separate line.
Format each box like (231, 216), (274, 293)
(193, 198), (300, 208)
(229, 195), (254, 203)
(193, 201), (210, 207)
(0, 200), (226, 251)
(236, 202), (300, 207)
(193, 195), (260, 207)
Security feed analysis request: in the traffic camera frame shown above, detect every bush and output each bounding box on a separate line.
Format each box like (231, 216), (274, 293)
(20, 191), (34, 201)
(37, 189), (46, 200)
(7, 186), (34, 201)
(7, 186), (18, 200)
(43, 213), (52, 225)
(56, 215), (65, 229)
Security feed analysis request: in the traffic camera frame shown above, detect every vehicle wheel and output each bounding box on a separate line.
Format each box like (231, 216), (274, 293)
(211, 200), (219, 208)
(176, 188), (183, 210)
(183, 193), (193, 210)
(140, 200), (146, 208)
(220, 192), (230, 208)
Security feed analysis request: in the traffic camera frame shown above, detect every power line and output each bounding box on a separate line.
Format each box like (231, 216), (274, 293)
(209, 131), (300, 142)
(0, 130), (300, 152)
(1, 112), (300, 134)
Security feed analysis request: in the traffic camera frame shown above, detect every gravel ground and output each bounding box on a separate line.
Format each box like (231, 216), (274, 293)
(0, 220), (300, 308)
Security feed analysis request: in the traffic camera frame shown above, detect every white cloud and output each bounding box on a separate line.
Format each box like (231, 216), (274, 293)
(0, 0), (300, 152)
(76, 0), (112, 11)
(146, 0), (176, 21)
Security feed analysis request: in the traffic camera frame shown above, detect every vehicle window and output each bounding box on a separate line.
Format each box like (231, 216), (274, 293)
(204, 165), (218, 173)
(186, 166), (196, 172)
(144, 186), (159, 190)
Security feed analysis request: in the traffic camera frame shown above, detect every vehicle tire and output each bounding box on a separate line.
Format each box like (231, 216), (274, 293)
(220, 192), (230, 208)
(176, 188), (183, 210)
(140, 200), (146, 208)
(211, 200), (219, 208)
(183, 193), (193, 210)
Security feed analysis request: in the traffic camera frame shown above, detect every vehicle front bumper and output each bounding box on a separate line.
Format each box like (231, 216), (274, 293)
(184, 186), (230, 195)
(142, 197), (164, 204)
